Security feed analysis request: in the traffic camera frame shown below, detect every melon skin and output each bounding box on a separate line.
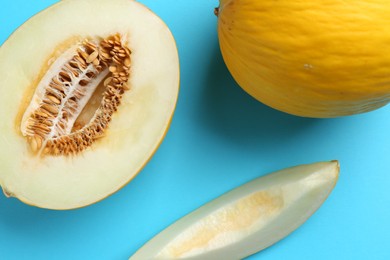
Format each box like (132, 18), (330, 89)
(218, 0), (390, 118)
(0, 0), (180, 210)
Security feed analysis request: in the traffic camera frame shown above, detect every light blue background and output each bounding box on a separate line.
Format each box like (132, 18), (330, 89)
(1, 1), (390, 259)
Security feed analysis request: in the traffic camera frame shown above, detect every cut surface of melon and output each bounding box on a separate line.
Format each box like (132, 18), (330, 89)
(130, 161), (339, 260)
(0, 0), (179, 209)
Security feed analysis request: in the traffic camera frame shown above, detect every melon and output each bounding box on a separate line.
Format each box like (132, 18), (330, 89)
(0, 0), (180, 209)
(130, 161), (339, 259)
(217, 0), (390, 117)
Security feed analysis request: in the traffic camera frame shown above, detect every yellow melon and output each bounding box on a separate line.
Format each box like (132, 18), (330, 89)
(0, 0), (179, 210)
(130, 161), (339, 259)
(217, 0), (390, 117)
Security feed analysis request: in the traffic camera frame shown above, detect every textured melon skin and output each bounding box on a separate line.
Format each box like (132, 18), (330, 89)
(0, 0), (180, 210)
(218, 0), (390, 117)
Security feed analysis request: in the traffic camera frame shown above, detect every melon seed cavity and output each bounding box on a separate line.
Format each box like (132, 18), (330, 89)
(20, 34), (131, 156)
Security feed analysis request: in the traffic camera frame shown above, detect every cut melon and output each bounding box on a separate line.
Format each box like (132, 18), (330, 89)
(0, 0), (179, 209)
(130, 161), (339, 260)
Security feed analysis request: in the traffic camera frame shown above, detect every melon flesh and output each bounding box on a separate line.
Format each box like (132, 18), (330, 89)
(130, 161), (339, 260)
(0, 0), (179, 209)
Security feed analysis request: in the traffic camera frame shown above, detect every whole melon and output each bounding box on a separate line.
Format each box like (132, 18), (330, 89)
(217, 0), (390, 117)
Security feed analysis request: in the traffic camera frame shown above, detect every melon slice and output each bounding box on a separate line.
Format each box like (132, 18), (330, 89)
(0, 0), (179, 210)
(130, 161), (339, 260)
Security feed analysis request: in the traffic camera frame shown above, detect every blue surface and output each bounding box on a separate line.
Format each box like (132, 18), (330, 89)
(1, 1), (390, 259)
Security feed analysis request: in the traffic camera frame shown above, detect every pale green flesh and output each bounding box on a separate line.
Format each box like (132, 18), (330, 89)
(0, 0), (179, 209)
(130, 161), (339, 260)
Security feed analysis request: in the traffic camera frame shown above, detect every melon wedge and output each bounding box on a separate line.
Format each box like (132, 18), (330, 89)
(0, 0), (179, 209)
(130, 161), (339, 260)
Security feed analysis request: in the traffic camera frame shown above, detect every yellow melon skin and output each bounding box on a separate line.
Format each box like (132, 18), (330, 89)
(218, 0), (390, 117)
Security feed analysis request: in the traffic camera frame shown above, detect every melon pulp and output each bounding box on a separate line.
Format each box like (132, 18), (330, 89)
(0, 0), (180, 210)
(130, 161), (339, 260)
(217, 0), (390, 117)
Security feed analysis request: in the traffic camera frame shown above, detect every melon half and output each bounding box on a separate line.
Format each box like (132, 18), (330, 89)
(0, 0), (180, 209)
